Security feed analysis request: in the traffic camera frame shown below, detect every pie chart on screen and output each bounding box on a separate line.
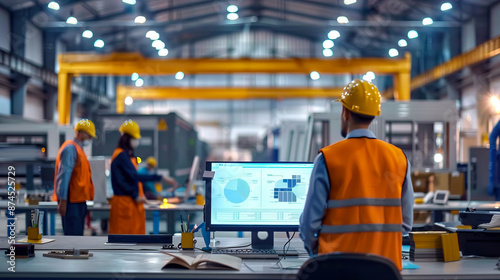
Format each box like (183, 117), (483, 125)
(224, 179), (250, 204)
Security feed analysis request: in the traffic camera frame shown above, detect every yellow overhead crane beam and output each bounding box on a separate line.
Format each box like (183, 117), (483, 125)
(116, 85), (344, 114)
(58, 52), (412, 124)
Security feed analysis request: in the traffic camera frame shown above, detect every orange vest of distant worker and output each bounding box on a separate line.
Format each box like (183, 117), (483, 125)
(109, 148), (146, 235)
(52, 140), (94, 203)
(319, 137), (407, 271)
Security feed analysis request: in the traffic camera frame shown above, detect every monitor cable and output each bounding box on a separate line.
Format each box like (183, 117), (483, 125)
(276, 231), (295, 266)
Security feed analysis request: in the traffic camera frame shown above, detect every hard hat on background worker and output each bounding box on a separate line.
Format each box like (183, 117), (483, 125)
(119, 119), (141, 139)
(74, 119), (97, 138)
(336, 79), (381, 116)
(146, 157), (157, 168)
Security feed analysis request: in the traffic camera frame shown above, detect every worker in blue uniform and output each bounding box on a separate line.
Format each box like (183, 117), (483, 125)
(138, 156), (178, 200)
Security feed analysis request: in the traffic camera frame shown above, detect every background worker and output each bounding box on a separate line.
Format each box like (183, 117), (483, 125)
(299, 79), (414, 271)
(109, 120), (167, 234)
(138, 156), (178, 200)
(53, 119), (97, 236)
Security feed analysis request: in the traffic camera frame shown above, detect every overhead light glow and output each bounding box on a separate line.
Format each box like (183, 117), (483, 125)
(146, 30), (159, 40)
(398, 39), (407, 47)
(344, 0), (356, 5)
(152, 40), (165, 50)
(337, 16), (349, 24)
(135, 78), (144, 87)
(389, 48), (399, 57)
(66, 16), (78, 25)
(422, 17), (433, 26)
(175, 71), (185, 80)
(310, 71), (320, 80)
(82, 30), (93, 38)
(323, 48), (333, 57)
(227, 5), (238, 13)
(441, 2), (452, 11)
(158, 48), (169, 57)
(362, 74), (371, 82)
(328, 30), (341, 40)
(408, 30), (419, 39)
(490, 95), (500, 114)
(134, 16), (146, 24)
(227, 13), (239, 20)
(94, 39), (104, 48)
(122, 0), (136, 5)
(48, 1), (60, 10)
(323, 39), (334, 49)
(366, 71), (376, 80)
(125, 96), (134, 106)
(434, 153), (443, 163)
(131, 73), (139, 81)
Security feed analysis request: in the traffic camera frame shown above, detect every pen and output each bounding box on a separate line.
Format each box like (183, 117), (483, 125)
(180, 215), (184, 232)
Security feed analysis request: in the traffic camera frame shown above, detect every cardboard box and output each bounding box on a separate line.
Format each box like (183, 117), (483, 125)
(411, 172), (434, 193)
(449, 171), (465, 197)
(433, 172), (450, 191)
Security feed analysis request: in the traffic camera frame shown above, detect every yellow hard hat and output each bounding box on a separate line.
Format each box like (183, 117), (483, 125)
(146, 157), (157, 168)
(74, 119), (97, 138)
(119, 119), (141, 139)
(336, 79), (381, 116)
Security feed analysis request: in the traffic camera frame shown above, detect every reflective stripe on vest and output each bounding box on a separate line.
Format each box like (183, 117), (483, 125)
(327, 198), (401, 208)
(320, 223), (402, 234)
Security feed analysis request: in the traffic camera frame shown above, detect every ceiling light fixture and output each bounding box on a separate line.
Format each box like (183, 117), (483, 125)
(152, 40), (165, 50)
(48, 1), (60, 10)
(94, 39), (104, 48)
(422, 17), (433, 26)
(134, 16), (146, 24)
(407, 30), (419, 39)
(66, 16), (78, 24)
(227, 13), (239, 20)
(135, 78), (144, 87)
(323, 49), (333, 57)
(323, 39), (334, 49)
(344, 0), (356, 5)
(398, 39), (407, 47)
(125, 96), (134, 106)
(441, 2), (452, 11)
(158, 48), (169, 57)
(328, 30), (341, 40)
(122, 0), (136, 5)
(131, 73), (139, 81)
(227, 5), (239, 13)
(337, 16), (349, 24)
(389, 48), (399, 57)
(82, 30), (93, 38)
(175, 71), (185, 80)
(310, 71), (320, 80)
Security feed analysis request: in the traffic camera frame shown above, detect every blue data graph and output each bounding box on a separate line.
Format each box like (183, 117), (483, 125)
(274, 175), (303, 202)
(224, 178), (251, 203)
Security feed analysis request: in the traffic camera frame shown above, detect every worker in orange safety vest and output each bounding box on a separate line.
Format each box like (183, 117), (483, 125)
(53, 119), (96, 235)
(109, 120), (167, 234)
(299, 79), (414, 270)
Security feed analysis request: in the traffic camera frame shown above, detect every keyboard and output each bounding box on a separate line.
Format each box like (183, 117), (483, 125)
(211, 248), (280, 259)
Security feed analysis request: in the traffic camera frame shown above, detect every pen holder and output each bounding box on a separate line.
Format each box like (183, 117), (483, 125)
(181, 232), (194, 250)
(27, 227), (42, 240)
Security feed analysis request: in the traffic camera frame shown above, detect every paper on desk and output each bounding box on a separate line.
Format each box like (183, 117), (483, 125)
(280, 258), (307, 269)
(17, 238), (54, 244)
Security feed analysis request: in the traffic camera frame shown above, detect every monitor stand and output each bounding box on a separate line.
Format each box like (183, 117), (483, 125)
(251, 231), (274, 250)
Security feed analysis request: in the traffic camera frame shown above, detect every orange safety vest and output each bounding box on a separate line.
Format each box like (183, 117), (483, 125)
(109, 148), (146, 235)
(52, 140), (95, 203)
(319, 137), (407, 271)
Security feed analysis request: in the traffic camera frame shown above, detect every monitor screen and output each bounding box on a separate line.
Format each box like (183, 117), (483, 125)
(205, 161), (314, 231)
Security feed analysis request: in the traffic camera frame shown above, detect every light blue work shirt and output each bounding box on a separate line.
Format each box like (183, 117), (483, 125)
(299, 129), (414, 256)
(55, 139), (82, 201)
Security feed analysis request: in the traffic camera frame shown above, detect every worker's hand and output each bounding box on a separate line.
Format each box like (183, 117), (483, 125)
(58, 200), (67, 217)
(135, 196), (146, 204)
(163, 176), (178, 187)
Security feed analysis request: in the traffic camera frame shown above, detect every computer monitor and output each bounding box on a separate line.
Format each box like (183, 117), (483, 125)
(205, 161), (314, 249)
(183, 155), (199, 202)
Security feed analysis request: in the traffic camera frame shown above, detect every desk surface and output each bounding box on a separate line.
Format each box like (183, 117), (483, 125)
(1, 236), (500, 279)
(413, 201), (500, 211)
(0, 200), (204, 212)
